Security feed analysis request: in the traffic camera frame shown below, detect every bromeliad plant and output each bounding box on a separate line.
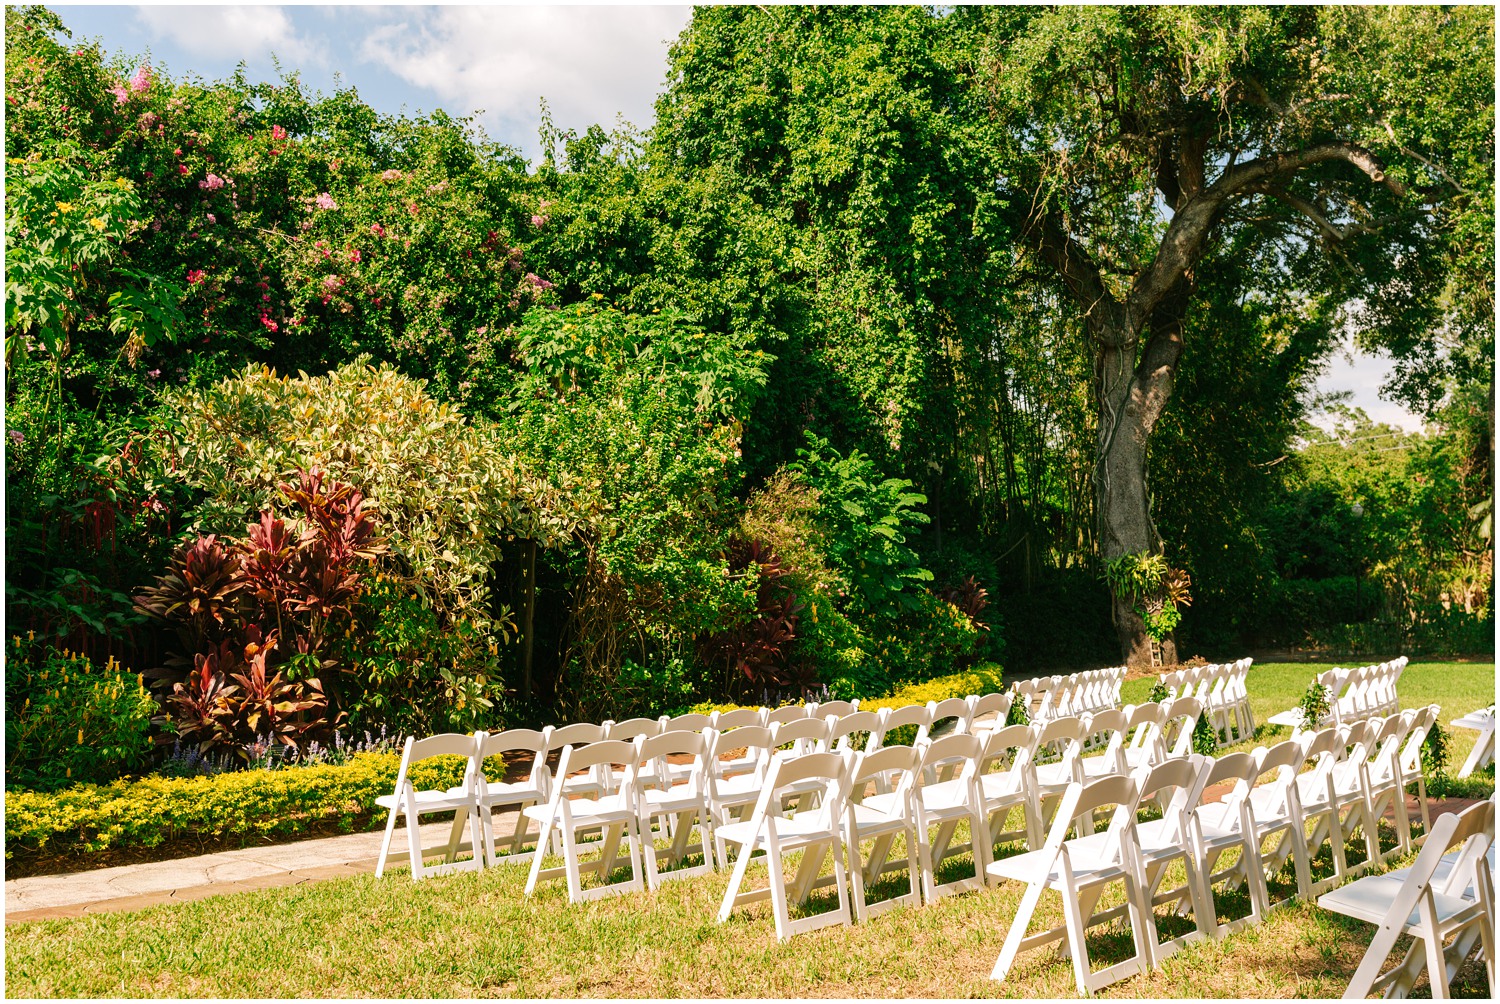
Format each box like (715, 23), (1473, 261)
(136, 468), (384, 755)
(1103, 552), (1193, 642)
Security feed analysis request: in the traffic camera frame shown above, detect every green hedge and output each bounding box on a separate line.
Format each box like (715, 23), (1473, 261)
(9, 666), (1010, 864)
(4, 752), (470, 860)
(688, 664), (1008, 718)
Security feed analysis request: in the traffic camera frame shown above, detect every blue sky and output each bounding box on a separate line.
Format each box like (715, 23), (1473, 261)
(43, 4), (1420, 431)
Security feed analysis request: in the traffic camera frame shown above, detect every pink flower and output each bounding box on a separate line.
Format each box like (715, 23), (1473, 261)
(110, 85), (129, 104)
(206, 213), (216, 224)
(261, 294), (270, 302)
(186, 269), (206, 284)
(524, 272), (555, 291)
(349, 248), (361, 263)
(178, 164), (189, 176)
(147, 369), (161, 380)
(271, 124), (287, 140)
(530, 214), (547, 227)
(315, 192), (337, 210)
(259, 313), (279, 332)
(321, 275), (343, 291)
(129, 64), (152, 95)
(380, 169), (403, 182)
(370, 223), (385, 237)
(173, 148), (183, 157)
(198, 173), (225, 191)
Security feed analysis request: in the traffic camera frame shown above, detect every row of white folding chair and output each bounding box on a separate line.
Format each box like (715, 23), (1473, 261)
(990, 726), (1382, 996)
(1318, 797), (1495, 999)
(374, 693), (1203, 884)
(1331, 657), (1407, 724)
(1286, 705), (1441, 897)
(990, 705), (1446, 996)
(1012, 667), (1126, 727)
(1159, 659), (1254, 746)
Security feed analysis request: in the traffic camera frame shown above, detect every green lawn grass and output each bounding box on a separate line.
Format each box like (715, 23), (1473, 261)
(5, 659), (1494, 999)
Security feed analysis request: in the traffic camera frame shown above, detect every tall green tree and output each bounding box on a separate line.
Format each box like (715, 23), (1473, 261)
(955, 5), (1493, 663)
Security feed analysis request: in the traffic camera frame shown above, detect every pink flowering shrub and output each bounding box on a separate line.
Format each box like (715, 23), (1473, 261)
(315, 192), (337, 210)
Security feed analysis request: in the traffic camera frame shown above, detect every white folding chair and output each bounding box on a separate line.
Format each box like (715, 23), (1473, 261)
(546, 722), (610, 799)
(375, 732), (484, 880)
(989, 773), (1153, 995)
(1029, 714), (1088, 831)
(767, 703), (813, 727)
(1296, 724), (1357, 896)
(810, 698), (859, 720)
(456, 727), (551, 867)
(1319, 800), (1496, 1000)
(926, 694), (976, 735)
(1398, 704), (1441, 832)
(523, 738), (645, 903)
(1242, 739), (1315, 904)
(1122, 701), (1169, 771)
(906, 732), (988, 901)
(839, 744), (924, 922)
(976, 723), (1043, 854)
(708, 724), (778, 864)
(659, 711), (714, 733)
(968, 692), (1013, 738)
(1132, 756), (1216, 965)
(1186, 751), (1267, 935)
(716, 749), (854, 941)
(632, 730), (718, 887)
(1363, 711), (1417, 860)
(1159, 696), (1204, 761)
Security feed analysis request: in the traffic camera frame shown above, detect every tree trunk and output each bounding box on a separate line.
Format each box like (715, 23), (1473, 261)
(1093, 285), (1189, 668)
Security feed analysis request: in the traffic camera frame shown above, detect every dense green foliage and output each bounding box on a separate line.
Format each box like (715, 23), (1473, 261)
(4, 6), (1491, 788)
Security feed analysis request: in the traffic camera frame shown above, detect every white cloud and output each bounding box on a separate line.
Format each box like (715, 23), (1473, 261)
(132, 5), (321, 70)
(358, 6), (691, 148)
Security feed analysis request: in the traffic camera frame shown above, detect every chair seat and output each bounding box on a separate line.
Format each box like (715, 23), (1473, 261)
(523, 795), (634, 829)
(987, 833), (1128, 885)
(1135, 817), (1191, 860)
(716, 815), (839, 852)
(847, 801), (911, 837)
(915, 778), (974, 816)
(979, 773), (1026, 802)
(1032, 761), (1074, 789)
(450, 782), (545, 808)
(1079, 755), (1119, 779)
(1319, 875), (1486, 930)
(640, 786), (708, 814)
(377, 788), (473, 813)
(1123, 747), (1153, 769)
(1193, 802), (1248, 847)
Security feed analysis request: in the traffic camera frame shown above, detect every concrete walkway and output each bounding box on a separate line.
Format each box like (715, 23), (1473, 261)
(5, 811), (523, 925)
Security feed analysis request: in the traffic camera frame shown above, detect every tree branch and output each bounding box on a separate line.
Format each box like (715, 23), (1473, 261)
(1026, 209), (1128, 344)
(1127, 140), (1409, 326)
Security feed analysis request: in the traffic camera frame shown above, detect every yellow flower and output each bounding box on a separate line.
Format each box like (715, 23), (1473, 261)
(55, 200), (75, 213)
(87, 217), (107, 231)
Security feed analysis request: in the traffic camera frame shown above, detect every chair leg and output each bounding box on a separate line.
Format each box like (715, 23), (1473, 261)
(405, 805), (426, 881)
(642, 811), (662, 890)
(847, 830), (868, 924)
(992, 880), (1046, 980)
(524, 817), (551, 895)
(375, 804), (400, 878)
(562, 826), (585, 904)
(444, 806), (469, 863)
(1060, 881), (1095, 994)
(718, 831), (759, 923)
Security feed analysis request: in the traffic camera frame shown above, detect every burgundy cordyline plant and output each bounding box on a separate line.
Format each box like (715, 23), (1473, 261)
(136, 468), (388, 758)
